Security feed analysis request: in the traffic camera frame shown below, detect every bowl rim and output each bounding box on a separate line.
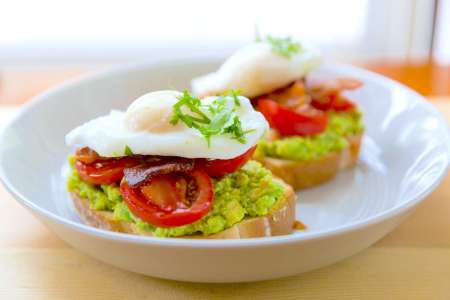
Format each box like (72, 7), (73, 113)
(0, 59), (449, 248)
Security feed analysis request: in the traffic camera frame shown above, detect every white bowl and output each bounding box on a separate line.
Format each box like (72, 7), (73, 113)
(0, 60), (449, 283)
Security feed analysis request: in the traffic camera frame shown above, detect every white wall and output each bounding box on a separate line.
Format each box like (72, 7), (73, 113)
(0, 0), (438, 65)
(434, 0), (450, 64)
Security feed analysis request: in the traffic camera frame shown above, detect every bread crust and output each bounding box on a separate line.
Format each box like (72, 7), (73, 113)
(255, 134), (362, 190)
(71, 179), (296, 239)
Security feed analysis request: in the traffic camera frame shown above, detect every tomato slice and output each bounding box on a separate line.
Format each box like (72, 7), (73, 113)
(311, 94), (355, 111)
(120, 168), (213, 227)
(329, 96), (355, 111)
(75, 157), (142, 185)
(199, 146), (256, 178)
(257, 99), (327, 136)
(308, 78), (361, 112)
(139, 176), (178, 212)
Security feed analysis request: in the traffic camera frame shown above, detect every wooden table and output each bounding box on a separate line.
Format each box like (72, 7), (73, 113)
(0, 100), (449, 299)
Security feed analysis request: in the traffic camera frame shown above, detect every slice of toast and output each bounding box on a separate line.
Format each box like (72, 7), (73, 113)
(255, 134), (362, 190)
(71, 178), (296, 239)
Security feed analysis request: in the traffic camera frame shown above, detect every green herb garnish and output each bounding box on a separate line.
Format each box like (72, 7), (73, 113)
(224, 116), (255, 143)
(170, 91), (252, 146)
(226, 89), (242, 107)
(258, 35), (302, 59)
(170, 91), (210, 127)
(124, 145), (134, 156)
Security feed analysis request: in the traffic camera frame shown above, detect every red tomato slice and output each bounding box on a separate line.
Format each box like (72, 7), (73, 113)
(311, 94), (355, 111)
(257, 99), (327, 136)
(308, 78), (361, 112)
(331, 96), (356, 111)
(75, 157), (142, 185)
(199, 146), (256, 178)
(120, 168), (213, 227)
(140, 175), (179, 212)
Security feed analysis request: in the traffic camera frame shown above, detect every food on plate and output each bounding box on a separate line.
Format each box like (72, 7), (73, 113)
(192, 36), (364, 189)
(66, 90), (296, 238)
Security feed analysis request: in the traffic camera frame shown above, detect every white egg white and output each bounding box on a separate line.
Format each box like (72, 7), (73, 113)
(65, 90), (268, 159)
(191, 41), (321, 98)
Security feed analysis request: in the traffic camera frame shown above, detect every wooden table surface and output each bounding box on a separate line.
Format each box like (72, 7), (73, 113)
(0, 99), (449, 299)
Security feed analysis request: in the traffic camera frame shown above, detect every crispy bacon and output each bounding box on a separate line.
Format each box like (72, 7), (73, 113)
(123, 158), (195, 188)
(254, 80), (310, 110)
(305, 78), (362, 111)
(75, 147), (101, 164)
(306, 77), (362, 100)
(253, 77), (363, 113)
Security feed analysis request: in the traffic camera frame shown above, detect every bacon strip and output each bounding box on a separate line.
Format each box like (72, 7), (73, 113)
(75, 147), (101, 164)
(254, 80), (310, 110)
(123, 158), (195, 188)
(306, 78), (363, 98)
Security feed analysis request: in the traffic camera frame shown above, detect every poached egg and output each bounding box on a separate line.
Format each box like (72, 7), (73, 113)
(65, 90), (268, 159)
(192, 41), (321, 98)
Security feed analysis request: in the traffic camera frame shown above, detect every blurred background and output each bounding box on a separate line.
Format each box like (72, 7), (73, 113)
(0, 0), (449, 105)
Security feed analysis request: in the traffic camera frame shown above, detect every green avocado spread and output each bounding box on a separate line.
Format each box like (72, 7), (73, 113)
(67, 159), (285, 237)
(255, 110), (364, 161)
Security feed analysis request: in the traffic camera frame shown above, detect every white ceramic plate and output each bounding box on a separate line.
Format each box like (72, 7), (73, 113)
(0, 60), (449, 283)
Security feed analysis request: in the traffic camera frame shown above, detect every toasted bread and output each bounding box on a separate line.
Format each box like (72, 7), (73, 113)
(71, 178), (296, 239)
(255, 134), (362, 190)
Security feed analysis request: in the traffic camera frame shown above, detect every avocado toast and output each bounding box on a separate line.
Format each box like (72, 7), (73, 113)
(192, 36), (364, 189)
(65, 90), (296, 238)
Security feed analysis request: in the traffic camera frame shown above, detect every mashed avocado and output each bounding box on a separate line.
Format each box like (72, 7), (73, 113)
(67, 160), (284, 237)
(255, 110), (364, 161)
